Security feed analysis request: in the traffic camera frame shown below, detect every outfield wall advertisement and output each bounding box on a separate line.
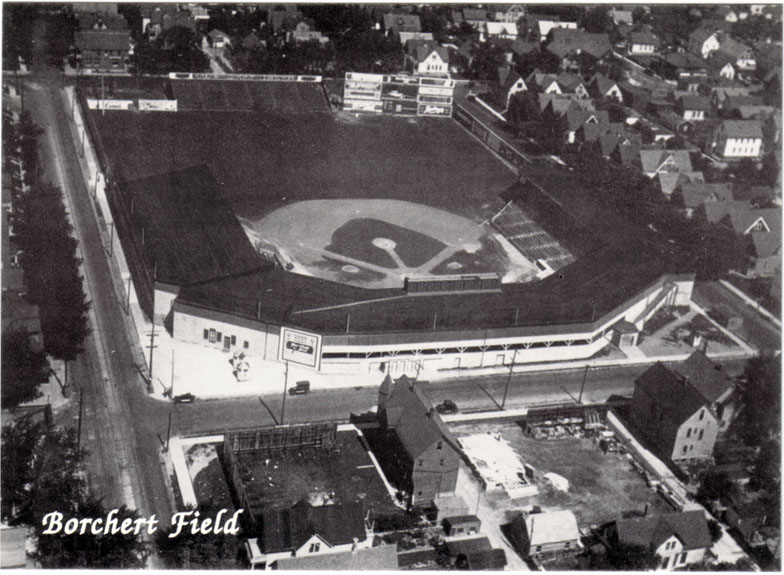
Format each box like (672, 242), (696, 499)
(279, 328), (322, 369)
(344, 72), (454, 117)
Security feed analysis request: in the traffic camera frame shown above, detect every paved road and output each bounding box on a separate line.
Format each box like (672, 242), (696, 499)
(694, 280), (781, 353)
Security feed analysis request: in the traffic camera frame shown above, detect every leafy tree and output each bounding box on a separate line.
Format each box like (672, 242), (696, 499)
(44, 12), (77, 66)
(582, 5), (612, 33)
(469, 42), (505, 81)
(750, 439), (780, 490)
(155, 505), (242, 569)
(13, 181), (91, 361)
(134, 26), (209, 74)
(708, 519), (723, 543)
(735, 354), (781, 445)
(517, 48), (560, 76)
(698, 470), (733, 502)
(1, 328), (49, 408)
(507, 91), (541, 126)
(608, 542), (659, 570)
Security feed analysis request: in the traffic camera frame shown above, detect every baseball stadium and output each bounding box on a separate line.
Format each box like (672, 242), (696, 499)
(79, 74), (693, 384)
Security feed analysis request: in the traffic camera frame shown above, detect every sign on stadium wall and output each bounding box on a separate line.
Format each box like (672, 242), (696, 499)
(418, 104), (452, 117)
(87, 99), (134, 110)
(344, 71), (454, 117)
(280, 328), (322, 369)
(169, 72), (322, 82)
(138, 99), (178, 111)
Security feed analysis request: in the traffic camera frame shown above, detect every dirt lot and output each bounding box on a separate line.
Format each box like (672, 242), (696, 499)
(500, 425), (672, 526)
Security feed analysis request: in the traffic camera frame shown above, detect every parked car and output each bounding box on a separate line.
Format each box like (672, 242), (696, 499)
(288, 380), (311, 395)
(173, 393), (196, 404)
(435, 399), (458, 414)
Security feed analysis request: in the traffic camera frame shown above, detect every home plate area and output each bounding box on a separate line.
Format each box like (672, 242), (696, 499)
(241, 199), (538, 289)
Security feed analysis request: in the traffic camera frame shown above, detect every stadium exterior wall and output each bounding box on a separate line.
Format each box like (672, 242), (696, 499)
(171, 274), (694, 378)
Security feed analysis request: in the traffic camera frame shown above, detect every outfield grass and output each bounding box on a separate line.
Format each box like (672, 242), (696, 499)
(90, 111), (517, 222)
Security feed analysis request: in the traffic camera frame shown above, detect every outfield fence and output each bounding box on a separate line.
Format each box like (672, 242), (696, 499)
(168, 72), (322, 82)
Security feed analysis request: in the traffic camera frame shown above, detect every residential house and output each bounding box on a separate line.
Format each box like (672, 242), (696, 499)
(723, 95), (770, 119)
(508, 510), (582, 558)
(545, 28), (612, 74)
(708, 51), (737, 81)
(397, 31), (433, 47)
(677, 95), (710, 121)
(242, 31), (264, 51)
(608, 8), (634, 26)
(526, 71), (562, 95)
(588, 73), (623, 102)
(530, 16), (578, 42)
(77, 11), (128, 31)
(486, 22), (518, 40)
(657, 171), (705, 199)
(628, 30), (660, 55)
(378, 375), (462, 506)
(659, 52), (709, 90)
(674, 182), (733, 216)
(539, 93), (593, 117)
(72, 3), (119, 14)
(289, 21), (329, 44)
(637, 149), (693, 178)
(718, 36), (757, 72)
(688, 27), (721, 59)
(442, 515), (481, 537)
(268, 6), (303, 34)
(673, 351), (738, 433)
(491, 4), (525, 24)
(630, 362), (720, 466)
(141, 5), (193, 39)
(383, 13), (421, 37)
(245, 500), (373, 570)
(723, 500), (771, 547)
(510, 39), (538, 63)
(462, 8), (489, 33)
(407, 41), (449, 75)
(603, 510), (712, 570)
(207, 29), (230, 49)
(710, 119), (763, 159)
(74, 29), (131, 71)
(610, 137), (642, 167)
(275, 544), (398, 571)
(556, 72), (589, 99)
(702, 201), (781, 277)
(497, 66), (527, 110)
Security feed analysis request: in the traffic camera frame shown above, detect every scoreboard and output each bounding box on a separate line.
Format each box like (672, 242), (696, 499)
(343, 72), (454, 117)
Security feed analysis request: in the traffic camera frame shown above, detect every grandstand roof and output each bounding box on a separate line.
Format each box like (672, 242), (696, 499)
(121, 165), (266, 286)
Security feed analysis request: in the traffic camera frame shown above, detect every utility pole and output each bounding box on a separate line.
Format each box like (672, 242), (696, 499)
(169, 348), (175, 398)
(125, 275), (132, 314)
(76, 388), (84, 463)
(501, 348), (518, 409)
(101, 73), (105, 117)
(578, 364), (589, 404)
(164, 411), (173, 452)
(281, 361), (289, 425)
(108, 221), (114, 257)
(147, 321), (158, 383)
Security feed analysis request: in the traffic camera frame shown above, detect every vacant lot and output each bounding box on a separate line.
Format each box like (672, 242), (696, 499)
(501, 425), (672, 526)
(89, 109), (517, 222)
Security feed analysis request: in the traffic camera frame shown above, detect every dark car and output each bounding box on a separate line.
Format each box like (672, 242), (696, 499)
(435, 399), (458, 414)
(288, 381), (311, 395)
(173, 393), (196, 404)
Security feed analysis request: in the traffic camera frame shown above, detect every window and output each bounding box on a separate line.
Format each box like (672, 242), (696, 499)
(231, 335), (237, 346)
(203, 329), (209, 340)
(244, 341), (249, 349)
(309, 542), (320, 553)
(437, 440), (443, 450)
(698, 410), (704, 421)
(536, 546), (542, 553)
(419, 460), (423, 467)
(679, 552), (687, 564)
(209, 329), (217, 343)
(440, 459), (445, 466)
(686, 428), (692, 438)
(698, 429), (704, 440)
(216, 332), (222, 342)
(683, 445), (688, 454)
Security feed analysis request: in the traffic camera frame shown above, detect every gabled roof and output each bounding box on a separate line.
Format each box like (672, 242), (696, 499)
(590, 73), (619, 96)
(260, 500), (367, 554)
(630, 31), (659, 47)
(383, 13), (421, 32)
(556, 71), (586, 92)
(486, 22), (518, 36)
(511, 39), (538, 57)
(276, 544), (398, 570)
(719, 119), (763, 139)
(751, 230), (782, 259)
(679, 94), (711, 111)
(608, 9), (634, 26)
(526, 510), (580, 546)
(565, 109), (609, 131)
(638, 149), (693, 174)
(635, 362), (708, 426)
(679, 182), (733, 209)
(665, 52), (708, 71)
(498, 66), (523, 92)
(384, 376), (460, 459)
(462, 8), (488, 22)
(407, 40), (448, 64)
(75, 29), (130, 51)
(690, 27), (719, 46)
(719, 36), (754, 60)
(674, 351), (734, 404)
(546, 28), (612, 60)
(615, 511), (712, 552)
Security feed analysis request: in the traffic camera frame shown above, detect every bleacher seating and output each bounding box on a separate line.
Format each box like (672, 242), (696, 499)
(492, 202), (576, 272)
(171, 80), (329, 113)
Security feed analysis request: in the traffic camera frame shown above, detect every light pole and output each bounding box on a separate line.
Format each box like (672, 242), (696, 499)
(501, 348), (519, 409)
(280, 361), (289, 425)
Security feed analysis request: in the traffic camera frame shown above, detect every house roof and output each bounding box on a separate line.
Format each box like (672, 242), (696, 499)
(638, 149), (693, 174)
(712, 86), (752, 103)
(679, 182), (733, 209)
(276, 544), (398, 570)
(407, 40), (448, 64)
(719, 36), (753, 60)
(614, 141), (641, 166)
(498, 66), (523, 92)
(752, 230), (782, 259)
(526, 510), (580, 546)
(556, 71), (586, 92)
(679, 94), (711, 111)
(658, 171), (701, 197)
(466, 548), (508, 570)
(511, 39), (538, 57)
(590, 73), (618, 96)
(75, 29), (130, 51)
(121, 165), (266, 286)
(630, 31), (659, 47)
(674, 351), (734, 404)
(608, 9), (634, 25)
(446, 536), (492, 555)
(384, 376), (460, 459)
(615, 510), (712, 552)
(260, 500), (367, 554)
(635, 362), (708, 426)
(720, 119), (763, 139)
(77, 12), (128, 31)
(462, 8), (488, 22)
(690, 27), (719, 47)
(565, 109), (609, 131)
(546, 29), (612, 60)
(486, 22), (518, 36)
(383, 13), (421, 32)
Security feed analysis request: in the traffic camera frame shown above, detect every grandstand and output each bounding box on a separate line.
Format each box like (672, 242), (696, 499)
(170, 79), (329, 113)
(492, 201), (576, 272)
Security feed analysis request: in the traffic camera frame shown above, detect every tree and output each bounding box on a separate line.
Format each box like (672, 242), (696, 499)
(608, 542), (660, 570)
(468, 42), (505, 81)
(750, 439), (780, 490)
(735, 354), (781, 445)
(155, 505), (241, 569)
(1, 328), (49, 408)
(134, 26), (209, 75)
(697, 470), (733, 503)
(708, 519), (723, 544)
(582, 5), (612, 33)
(507, 91), (541, 127)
